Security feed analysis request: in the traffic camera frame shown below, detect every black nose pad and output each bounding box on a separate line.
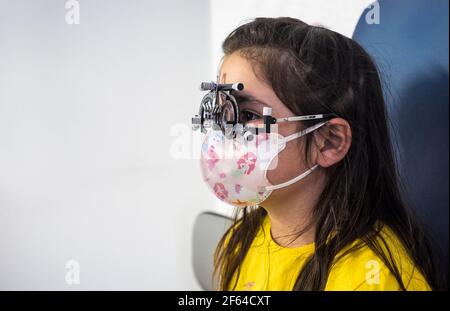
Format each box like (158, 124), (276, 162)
(244, 131), (254, 141)
(243, 126), (260, 141)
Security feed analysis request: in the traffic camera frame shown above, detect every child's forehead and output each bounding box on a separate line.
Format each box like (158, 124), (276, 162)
(219, 53), (256, 83)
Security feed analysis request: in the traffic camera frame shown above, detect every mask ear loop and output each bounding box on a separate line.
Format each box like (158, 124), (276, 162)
(265, 121), (328, 191)
(265, 165), (319, 191)
(283, 121), (327, 143)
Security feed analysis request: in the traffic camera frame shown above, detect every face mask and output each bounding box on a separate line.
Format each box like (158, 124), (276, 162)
(199, 122), (326, 207)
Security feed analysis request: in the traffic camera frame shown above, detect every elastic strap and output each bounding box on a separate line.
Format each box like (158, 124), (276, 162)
(265, 164), (319, 191)
(283, 122), (327, 143)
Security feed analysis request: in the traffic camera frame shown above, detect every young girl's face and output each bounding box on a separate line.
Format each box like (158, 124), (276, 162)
(219, 52), (322, 204)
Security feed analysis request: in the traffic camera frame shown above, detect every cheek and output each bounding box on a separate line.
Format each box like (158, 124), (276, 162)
(266, 139), (308, 185)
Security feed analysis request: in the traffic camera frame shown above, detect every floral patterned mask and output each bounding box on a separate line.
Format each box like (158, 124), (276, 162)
(199, 122), (326, 207)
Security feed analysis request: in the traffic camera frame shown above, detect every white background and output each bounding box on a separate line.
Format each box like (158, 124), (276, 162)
(0, 0), (372, 290)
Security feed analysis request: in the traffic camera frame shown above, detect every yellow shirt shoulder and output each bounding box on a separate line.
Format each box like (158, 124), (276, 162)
(228, 216), (430, 291)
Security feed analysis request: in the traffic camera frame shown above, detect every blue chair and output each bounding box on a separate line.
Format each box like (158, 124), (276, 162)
(353, 0), (449, 276)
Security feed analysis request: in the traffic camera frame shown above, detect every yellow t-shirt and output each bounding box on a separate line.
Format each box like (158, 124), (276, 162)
(228, 215), (431, 291)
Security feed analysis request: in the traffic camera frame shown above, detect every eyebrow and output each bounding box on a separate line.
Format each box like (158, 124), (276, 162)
(230, 90), (271, 107)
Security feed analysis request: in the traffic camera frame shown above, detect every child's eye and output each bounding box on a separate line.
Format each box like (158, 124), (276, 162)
(240, 110), (261, 123)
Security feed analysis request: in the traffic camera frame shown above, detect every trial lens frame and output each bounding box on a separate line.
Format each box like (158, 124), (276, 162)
(192, 81), (336, 138)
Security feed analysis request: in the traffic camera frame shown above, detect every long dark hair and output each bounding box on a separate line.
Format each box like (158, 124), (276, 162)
(213, 17), (445, 291)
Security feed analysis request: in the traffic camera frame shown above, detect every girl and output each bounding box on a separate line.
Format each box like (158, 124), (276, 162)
(204, 17), (443, 291)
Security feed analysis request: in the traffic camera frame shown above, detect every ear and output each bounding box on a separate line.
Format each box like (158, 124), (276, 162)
(315, 118), (352, 168)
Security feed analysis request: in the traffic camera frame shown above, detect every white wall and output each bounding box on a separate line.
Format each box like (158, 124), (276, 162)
(0, 0), (212, 290)
(0, 0), (373, 290)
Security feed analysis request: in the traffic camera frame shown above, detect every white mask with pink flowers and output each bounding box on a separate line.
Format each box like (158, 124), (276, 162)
(199, 122), (326, 208)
